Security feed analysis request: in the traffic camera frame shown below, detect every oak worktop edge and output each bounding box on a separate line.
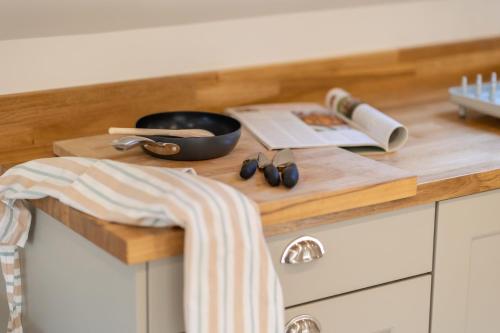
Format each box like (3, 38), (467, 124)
(29, 168), (499, 264)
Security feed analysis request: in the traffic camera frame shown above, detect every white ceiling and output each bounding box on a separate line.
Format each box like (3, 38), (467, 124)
(0, 0), (419, 40)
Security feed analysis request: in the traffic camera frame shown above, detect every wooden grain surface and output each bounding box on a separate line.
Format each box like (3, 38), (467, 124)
(49, 130), (417, 263)
(1, 36), (500, 167)
(54, 130), (417, 222)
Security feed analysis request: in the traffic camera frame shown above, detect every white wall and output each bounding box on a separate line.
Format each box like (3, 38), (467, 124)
(0, 0), (422, 40)
(1, 0), (500, 95)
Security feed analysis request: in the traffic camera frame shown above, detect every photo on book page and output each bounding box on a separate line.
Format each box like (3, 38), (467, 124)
(292, 109), (382, 151)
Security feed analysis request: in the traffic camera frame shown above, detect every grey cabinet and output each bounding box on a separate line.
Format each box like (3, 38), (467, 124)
(432, 189), (500, 333)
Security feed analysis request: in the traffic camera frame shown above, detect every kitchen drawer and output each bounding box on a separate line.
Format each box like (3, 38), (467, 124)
(269, 204), (434, 306)
(285, 275), (431, 333)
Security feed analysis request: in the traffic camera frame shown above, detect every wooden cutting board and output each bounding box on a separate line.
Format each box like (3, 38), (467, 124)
(41, 129), (418, 263)
(53, 129), (417, 225)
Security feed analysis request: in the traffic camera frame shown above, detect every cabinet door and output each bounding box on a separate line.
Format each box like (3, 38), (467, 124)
(433, 189), (500, 333)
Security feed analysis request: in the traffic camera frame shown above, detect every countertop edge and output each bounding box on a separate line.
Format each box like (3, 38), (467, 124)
(30, 169), (499, 265)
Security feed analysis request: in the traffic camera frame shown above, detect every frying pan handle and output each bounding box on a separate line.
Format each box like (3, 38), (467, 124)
(112, 136), (181, 156)
(112, 136), (155, 151)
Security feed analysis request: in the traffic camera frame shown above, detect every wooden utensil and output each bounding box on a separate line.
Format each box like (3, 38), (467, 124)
(108, 127), (215, 138)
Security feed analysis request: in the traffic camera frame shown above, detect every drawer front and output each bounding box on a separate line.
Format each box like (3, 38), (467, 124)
(285, 275), (431, 333)
(269, 204), (434, 306)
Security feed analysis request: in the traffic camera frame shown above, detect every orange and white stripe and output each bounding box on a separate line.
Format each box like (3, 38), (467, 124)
(0, 157), (284, 333)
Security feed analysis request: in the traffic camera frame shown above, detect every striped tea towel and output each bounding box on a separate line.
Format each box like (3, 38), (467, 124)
(0, 157), (284, 333)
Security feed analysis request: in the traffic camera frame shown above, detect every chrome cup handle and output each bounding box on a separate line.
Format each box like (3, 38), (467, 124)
(280, 236), (325, 265)
(285, 314), (321, 333)
(112, 136), (180, 156)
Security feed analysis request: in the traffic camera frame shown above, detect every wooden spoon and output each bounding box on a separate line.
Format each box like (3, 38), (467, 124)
(108, 127), (215, 138)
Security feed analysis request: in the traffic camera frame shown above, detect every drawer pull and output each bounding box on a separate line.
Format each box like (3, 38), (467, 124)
(285, 314), (321, 333)
(281, 236), (326, 264)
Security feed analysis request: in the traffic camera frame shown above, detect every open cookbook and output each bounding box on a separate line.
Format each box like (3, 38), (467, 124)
(226, 88), (408, 153)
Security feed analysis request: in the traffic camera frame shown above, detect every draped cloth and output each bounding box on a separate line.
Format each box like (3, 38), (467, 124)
(0, 157), (284, 333)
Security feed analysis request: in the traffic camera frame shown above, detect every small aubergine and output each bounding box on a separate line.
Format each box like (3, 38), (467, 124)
(281, 163), (299, 188)
(240, 158), (258, 179)
(264, 164), (281, 186)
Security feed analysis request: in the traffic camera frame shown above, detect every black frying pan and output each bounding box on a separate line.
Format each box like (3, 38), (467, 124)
(136, 111), (241, 161)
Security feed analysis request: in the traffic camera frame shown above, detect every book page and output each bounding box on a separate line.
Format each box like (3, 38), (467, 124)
(227, 104), (328, 149)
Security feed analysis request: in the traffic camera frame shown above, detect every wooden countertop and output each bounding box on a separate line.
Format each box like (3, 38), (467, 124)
(32, 98), (500, 264)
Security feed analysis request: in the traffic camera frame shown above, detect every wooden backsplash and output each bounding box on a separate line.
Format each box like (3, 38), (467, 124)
(1, 36), (500, 166)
